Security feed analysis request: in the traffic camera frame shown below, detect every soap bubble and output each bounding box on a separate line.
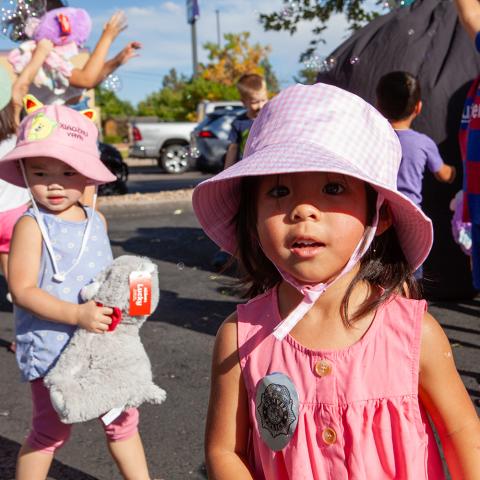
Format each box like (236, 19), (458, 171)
(407, 28), (415, 36)
(279, 0), (300, 19)
(319, 57), (336, 73)
(176, 262), (185, 271)
(303, 55), (321, 72)
(349, 56), (360, 65)
(188, 146), (200, 159)
(102, 74), (122, 93)
(1, 0), (46, 42)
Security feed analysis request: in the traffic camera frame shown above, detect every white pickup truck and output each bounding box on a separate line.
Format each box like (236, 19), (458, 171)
(128, 119), (198, 173)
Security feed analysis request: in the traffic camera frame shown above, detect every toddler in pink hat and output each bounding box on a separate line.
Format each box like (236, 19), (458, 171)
(0, 98), (152, 480)
(194, 83), (480, 479)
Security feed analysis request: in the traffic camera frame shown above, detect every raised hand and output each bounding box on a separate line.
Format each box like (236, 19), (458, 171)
(103, 10), (128, 40)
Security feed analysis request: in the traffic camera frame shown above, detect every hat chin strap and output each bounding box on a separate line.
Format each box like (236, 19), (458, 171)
(19, 160), (96, 284)
(273, 194), (384, 341)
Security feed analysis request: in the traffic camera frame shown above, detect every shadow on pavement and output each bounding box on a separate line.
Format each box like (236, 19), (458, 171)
(430, 299), (480, 318)
(0, 436), (98, 480)
(150, 289), (238, 336)
(111, 226), (238, 277)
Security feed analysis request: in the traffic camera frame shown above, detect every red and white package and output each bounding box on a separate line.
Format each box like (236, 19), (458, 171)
(129, 271), (152, 316)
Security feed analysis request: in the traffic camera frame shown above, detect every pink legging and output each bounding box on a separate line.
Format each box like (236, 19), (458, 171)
(27, 379), (139, 454)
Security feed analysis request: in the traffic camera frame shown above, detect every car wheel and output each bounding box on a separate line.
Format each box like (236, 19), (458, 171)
(159, 144), (189, 174)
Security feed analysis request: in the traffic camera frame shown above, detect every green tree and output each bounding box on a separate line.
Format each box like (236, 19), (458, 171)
(259, 0), (384, 61)
(95, 87), (135, 120)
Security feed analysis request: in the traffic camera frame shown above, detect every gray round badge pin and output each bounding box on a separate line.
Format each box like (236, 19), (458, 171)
(255, 372), (299, 451)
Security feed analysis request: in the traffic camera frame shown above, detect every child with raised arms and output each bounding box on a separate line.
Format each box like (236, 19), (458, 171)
(193, 83), (480, 479)
(0, 97), (151, 480)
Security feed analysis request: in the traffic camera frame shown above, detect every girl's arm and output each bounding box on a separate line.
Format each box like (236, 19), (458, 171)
(69, 11), (128, 89)
(205, 313), (254, 479)
(97, 41), (142, 83)
(8, 216), (113, 333)
(419, 312), (480, 479)
(11, 39), (54, 124)
(454, 0), (480, 40)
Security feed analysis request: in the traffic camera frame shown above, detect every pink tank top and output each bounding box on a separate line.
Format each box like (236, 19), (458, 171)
(237, 287), (445, 479)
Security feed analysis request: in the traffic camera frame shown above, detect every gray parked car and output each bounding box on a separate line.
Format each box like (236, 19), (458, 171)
(129, 119), (198, 174)
(190, 108), (246, 173)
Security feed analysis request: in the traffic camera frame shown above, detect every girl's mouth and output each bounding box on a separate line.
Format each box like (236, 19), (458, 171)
(290, 239), (325, 258)
(48, 196), (65, 204)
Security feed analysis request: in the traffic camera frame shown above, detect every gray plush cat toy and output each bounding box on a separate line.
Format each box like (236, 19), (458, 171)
(44, 255), (166, 424)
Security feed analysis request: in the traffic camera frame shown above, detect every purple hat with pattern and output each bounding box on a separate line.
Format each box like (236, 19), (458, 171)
(193, 83), (433, 271)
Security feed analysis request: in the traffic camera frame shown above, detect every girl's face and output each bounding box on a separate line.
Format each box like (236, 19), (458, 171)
(256, 172), (369, 285)
(23, 157), (88, 213)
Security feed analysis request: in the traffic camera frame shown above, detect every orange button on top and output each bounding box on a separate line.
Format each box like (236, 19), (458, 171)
(314, 359), (332, 377)
(322, 427), (337, 445)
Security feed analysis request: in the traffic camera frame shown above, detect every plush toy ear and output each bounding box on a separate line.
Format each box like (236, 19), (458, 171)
(80, 281), (101, 301)
(80, 109), (96, 122)
(23, 95), (43, 114)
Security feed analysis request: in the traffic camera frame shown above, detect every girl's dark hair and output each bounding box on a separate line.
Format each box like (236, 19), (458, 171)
(234, 176), (420, 326)
(0, 100), (16, 142)
(376, 71), (421, 121)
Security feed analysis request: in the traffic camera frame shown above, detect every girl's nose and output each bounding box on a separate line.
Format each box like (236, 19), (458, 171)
(290, 202), (320, 222)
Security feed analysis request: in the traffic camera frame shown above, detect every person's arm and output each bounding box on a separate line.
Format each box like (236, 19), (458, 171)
(205, 313), (254, 479)
(419, 312), (480, 479)
(69, 11), (128, 89)
(434, 163), (456, 183)
(224, 143), (239, 170)
(11, 39), (54, 124)
(96, 41), (142, 84)
(455, 0), (480, 40)
(8, 216), (113, 333)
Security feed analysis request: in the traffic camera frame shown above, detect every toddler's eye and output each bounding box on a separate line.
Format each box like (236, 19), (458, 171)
(323, 182), (345, 195)
(64, 171), (77, 177)
(33, 172), (45, 177)
(268, 185), (290, 198)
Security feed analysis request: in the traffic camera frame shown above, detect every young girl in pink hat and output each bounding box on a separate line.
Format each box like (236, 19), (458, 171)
(0, 98), (151, 480)
(193, 83), (480, 479)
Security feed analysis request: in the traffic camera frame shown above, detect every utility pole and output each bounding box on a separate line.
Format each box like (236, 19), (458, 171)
(191, 20), (199, 77)
(186, 0), (200, 77)
(216, 9), (221, 48)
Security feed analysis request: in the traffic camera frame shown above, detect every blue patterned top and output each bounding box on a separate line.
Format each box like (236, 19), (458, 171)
(15, 206), (113, 382)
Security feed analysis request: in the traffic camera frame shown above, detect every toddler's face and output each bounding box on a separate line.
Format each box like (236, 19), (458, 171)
(256, 172), (368, 285)
(242, 89), (269, 119)
(23, 157), (88, 213)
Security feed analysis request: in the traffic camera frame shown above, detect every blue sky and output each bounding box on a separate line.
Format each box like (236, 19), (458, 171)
(0, 0), (360, 105)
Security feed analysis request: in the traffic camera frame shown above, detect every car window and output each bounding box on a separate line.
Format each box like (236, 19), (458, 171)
(208, 115), (237, 140)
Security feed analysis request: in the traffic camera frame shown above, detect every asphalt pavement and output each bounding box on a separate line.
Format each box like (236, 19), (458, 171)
(0, 169), (478, 480)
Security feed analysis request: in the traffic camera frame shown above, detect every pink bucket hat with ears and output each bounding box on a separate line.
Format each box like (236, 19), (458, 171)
(193, 82), (433, 273)
(0, 95), (115, 187)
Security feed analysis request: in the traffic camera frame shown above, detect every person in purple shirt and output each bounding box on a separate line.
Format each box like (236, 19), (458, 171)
(376, 71), (456, 207)
(376, 71), (456, 279)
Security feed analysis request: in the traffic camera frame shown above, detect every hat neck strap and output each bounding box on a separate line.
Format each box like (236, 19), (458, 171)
(273, 193), (384, 341)
(19, 160), (96, 284)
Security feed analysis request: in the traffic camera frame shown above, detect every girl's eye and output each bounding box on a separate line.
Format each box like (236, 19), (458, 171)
(64, 171), (77, 177)
(267, 185), (290, 198)
(323, 182), (345, 195)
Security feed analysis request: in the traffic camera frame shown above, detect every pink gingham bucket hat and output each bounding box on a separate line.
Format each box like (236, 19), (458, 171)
(0, 98), (115, 187)
(193, 83), (433, 271)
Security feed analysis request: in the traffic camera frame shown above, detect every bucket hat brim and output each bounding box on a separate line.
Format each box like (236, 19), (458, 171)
(0, 141), (116, 187)
(193, 141), (433, 272)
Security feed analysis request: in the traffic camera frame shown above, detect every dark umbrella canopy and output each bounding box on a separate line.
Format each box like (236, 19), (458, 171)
(317, 0), (480, 299)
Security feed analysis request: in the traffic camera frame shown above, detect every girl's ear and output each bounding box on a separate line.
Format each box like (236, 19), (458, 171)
(80, 109), (96, 122)
(375, 202), (393, 236)
(23, 95), (43, 114)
